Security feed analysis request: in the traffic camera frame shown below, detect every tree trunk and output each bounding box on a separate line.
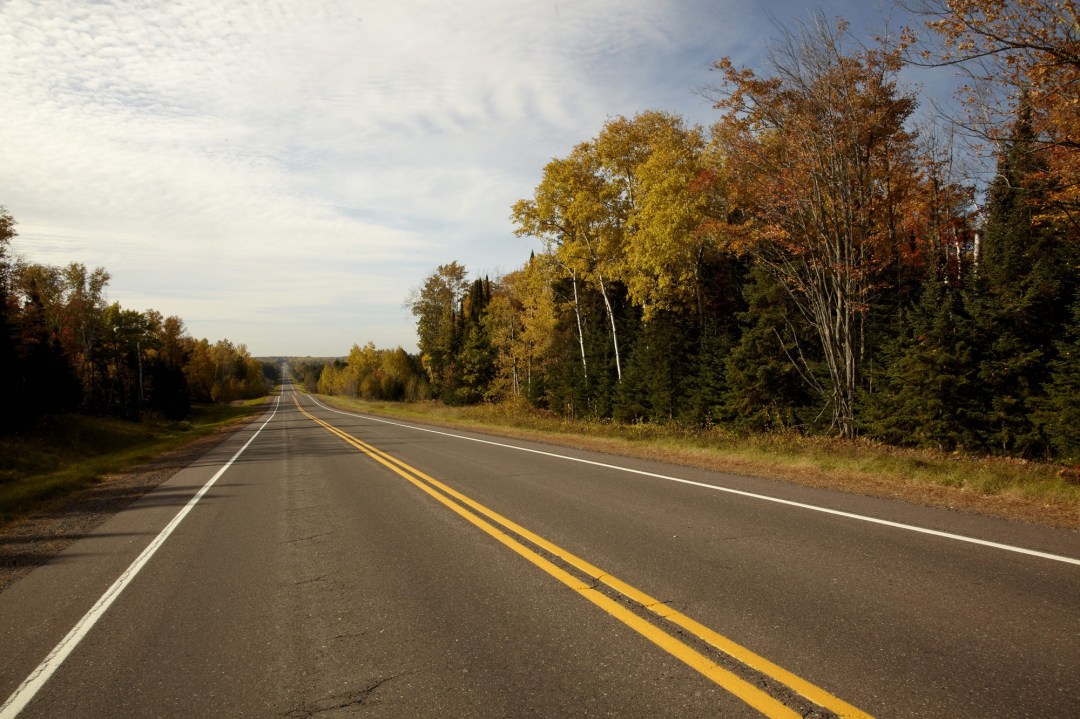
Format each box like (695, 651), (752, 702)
(570, 269), (588, 382)
(595, 271), (622, 382)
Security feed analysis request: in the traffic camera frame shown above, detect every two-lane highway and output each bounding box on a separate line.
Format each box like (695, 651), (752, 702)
(2, 376), (1078, 717)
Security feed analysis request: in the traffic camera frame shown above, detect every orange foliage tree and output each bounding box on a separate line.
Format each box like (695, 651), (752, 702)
(710, 17), (928, 437)
(912, 0), (1080, 222)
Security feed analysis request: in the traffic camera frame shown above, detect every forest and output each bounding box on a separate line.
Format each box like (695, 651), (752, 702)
(0, 213), (274, 431)
(311, 5), (1080, 462)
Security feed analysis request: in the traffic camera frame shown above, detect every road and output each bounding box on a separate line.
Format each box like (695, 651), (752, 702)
(1, 376), (1078, 718)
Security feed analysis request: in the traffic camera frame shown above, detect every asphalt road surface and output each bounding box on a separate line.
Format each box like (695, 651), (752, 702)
(1, 376), (1078, 718)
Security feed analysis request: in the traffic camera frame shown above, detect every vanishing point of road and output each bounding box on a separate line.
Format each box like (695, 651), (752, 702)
(1, 375), (1078, 717)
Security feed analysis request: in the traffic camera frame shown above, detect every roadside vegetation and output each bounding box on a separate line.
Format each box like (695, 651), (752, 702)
(0, 401), (265, 523)
(297, 6), (1080, 529)
(314, 393), (1080, 530)
(0, 206), (279, 521)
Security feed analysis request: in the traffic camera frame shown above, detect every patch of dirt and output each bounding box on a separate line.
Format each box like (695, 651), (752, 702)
(0, 426), (238, 592)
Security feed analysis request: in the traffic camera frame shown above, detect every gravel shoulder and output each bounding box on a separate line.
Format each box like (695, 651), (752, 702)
(0, 425), (239, 592)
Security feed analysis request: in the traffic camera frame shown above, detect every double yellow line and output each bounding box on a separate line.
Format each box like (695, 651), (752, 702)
(293, 397), (873, 719)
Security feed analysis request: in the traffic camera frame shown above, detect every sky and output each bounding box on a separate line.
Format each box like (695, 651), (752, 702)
(1, 0), (955, 357)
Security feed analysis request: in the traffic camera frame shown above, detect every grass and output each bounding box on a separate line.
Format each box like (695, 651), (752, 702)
(0, 400), (266, 522)
(314, 395), (1080, 530)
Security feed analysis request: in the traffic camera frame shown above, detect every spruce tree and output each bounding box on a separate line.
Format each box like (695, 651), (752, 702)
(614, 310), (695, 423)
(1039, 300), (1080, 461)
(972, 104), (1078, 455)
(723, 266), (817, 432)
(861, 274), (985, 450)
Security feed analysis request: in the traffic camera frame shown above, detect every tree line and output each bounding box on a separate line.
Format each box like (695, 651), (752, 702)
(296, 344), (430, 402)
(383, 7), (1077, 461)
(0, 213), (275, 430)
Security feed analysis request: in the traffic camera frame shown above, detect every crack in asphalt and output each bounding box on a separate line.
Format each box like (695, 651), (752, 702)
(286, 531), (336, 544)
(294, 573), (332, 586)
(282, 675), (402, 718)
(332, 629), (368, 641)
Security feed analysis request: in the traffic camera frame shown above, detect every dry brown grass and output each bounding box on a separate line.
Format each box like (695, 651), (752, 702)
(316, 395), (1080, 531)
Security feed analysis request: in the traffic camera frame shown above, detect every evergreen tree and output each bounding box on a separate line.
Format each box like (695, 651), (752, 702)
(408, 262), (469, 400)
(1039, 300), (1080, 461)
(679, 252), (746, 426)
(971, 104), (1078, 455)
(861, 274), (985, 450)
(723, 266), (818, 431)
(614, 310), (697, 423)
(452, 278), (494, 404)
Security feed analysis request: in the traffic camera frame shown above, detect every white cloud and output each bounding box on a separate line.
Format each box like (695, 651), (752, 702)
(1, 0), (928, 355)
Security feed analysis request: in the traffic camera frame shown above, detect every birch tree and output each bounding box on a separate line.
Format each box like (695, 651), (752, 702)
(512, 143), (626, 381)
(608, 112), (722, 320)
(484, 255), (558, 402)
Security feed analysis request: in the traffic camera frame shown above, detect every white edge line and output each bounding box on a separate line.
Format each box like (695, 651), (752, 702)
(0, 394), (282, 719)
(303, 394), (1080, 568)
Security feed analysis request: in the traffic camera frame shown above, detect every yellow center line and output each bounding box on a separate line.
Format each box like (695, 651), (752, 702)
(293, 397), (873, 719)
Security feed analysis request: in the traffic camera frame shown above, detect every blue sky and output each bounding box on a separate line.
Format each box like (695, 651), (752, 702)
(1, 0), (956, 356)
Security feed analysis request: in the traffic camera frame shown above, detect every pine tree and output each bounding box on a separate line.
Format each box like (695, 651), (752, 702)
(861, 274), (985, 450)
(1039, 300), (1080, 461)
(723, 267), (818, 431)
(971, 104), (1078, 455)
(452, 278), (494, 404)
(614, 310), (696, 423)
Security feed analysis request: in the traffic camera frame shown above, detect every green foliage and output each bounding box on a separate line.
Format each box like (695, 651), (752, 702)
(861, 275), (985, 450)
(967, 109), (1078, 456)
(388, 55), (1078, 467)
(722, 267), (817, 432)
(614, 309), (697, 424)
(321, 394), (1080, 527)
(1038, 301), (1080, 462)
(408, 262), (469, 398)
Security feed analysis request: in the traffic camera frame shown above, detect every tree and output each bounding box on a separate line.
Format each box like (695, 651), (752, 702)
(408, 262), (469, 399)
(56, 263), (111, 412)
(0, 208), (25, 427)
(967, 104), (1078, 454)
(455, 278), (495, 404)
(607, 112), (721, 320)
(1039, 299), (1080, 461)
(16, 269), (80, 415)
(710, 16), (926, 437)
(513, 142), (628, 382)
(102, 302), (155, 418)
(912, 0), (1080, 222)
(861, 266), (985, 449)
(486, 256), (558, 403)
(723, 266), (819, 431)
